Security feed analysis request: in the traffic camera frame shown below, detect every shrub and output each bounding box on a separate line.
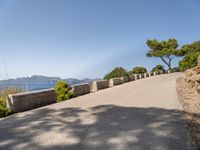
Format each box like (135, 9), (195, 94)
(179, 52), (200, 72)
(104, 67), (129, 80)
(54, 80), (74, 102)
(129, 66), (147, 74)
(0, 87), (22, 117)
(0, 98), (9, 117)
(151, 65), (165, 73)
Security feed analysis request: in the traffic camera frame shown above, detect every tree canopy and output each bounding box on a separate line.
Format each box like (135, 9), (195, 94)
(151, 65), (165, 73)
(103, 67), (128, 80)
(146, 38), (179, 69)
(177, 40), (200, 71)
(129, 66), (147, 74)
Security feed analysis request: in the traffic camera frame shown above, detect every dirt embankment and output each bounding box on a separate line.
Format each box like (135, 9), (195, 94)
(176, 56), (200, 149)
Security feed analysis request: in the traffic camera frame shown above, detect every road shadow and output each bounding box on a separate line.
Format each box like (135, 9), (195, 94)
(0, 105), (195, 150)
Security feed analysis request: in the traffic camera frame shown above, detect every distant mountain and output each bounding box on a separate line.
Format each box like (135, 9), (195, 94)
(0, 75), (101, 86)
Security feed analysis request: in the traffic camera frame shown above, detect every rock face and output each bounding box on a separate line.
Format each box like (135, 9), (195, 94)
(176, 55), (200, 149)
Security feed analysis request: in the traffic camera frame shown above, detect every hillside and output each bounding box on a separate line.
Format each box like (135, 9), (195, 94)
(0, 75), (99, 86)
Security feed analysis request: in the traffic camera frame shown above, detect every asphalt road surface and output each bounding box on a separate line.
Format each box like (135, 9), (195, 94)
(0, 73), (190, 150)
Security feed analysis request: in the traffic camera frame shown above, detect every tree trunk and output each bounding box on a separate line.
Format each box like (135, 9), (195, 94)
(160, 56), (172, 70)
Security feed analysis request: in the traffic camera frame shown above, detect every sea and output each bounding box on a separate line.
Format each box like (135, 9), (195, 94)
(0, 84), (55, 92)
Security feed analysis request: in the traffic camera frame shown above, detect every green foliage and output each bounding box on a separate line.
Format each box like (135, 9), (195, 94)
(176, 40), (200, 56)
(151, 65), (165, 73)
(179, 52), (200, 71)
(0, 87), (23, 118)
(104, 67), (129, 80)
(177, 40), (200, 71)
(129, 67), (147, 74)
(0, 98), (9, 117)
(54, 80), (74, 102)
(146, 38), (179, 69)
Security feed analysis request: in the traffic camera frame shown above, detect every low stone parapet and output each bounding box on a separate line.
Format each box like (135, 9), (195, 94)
(129, 75), (135, 81)
(90, 80), (109, 92)
(70, 83), (90, 97)
(120, 76), (129, 83)
(109, 78), (122, 87)
(134, 74), (139, 80)
(153, 72), (159, 76)
(144, 73), (149, 78)
(7, 88), (56, 113)
(139, 74), (144, 79)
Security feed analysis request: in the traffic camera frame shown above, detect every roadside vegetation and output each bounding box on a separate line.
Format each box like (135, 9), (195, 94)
(129, 67), (147, 74)
(0, 87), (23, 117)
(54, 80), (74, 102)
(103, 67), (129, 80)
(151, 65), (165, 73)
(103, 38), (200, 79)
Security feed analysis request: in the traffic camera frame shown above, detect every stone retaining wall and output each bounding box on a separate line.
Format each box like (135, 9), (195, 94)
(7, 88), (56, 113)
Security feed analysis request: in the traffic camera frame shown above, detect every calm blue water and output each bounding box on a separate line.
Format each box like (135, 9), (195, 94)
(0, 84), (54, 92)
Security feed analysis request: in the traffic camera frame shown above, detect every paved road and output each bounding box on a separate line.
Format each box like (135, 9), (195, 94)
(0, 73), (190, 150)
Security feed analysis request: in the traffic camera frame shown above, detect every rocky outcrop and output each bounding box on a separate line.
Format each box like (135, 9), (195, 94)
(176, 55), (200, 149)
(184, 55), (200, 95)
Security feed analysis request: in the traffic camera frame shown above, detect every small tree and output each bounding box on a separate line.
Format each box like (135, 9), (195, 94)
(54, 80), (73, 102)
(151, 65), (165, 73)
(146, 38), (179, 70)
(177, 40), (200, 71)
(129, 66), (147, 74)
(179, 52), (200, 71)
(104, 67), (128, 80)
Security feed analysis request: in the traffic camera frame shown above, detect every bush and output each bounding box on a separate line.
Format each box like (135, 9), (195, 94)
(0, 98), (9, 117)
(0, 87), (23, 117)
(179, 52), (200, 71)
(54, 80), (74, 102)
(104, 67), (129, 80)
(151, 65), (165, 73)
(129, 66), (147, 74)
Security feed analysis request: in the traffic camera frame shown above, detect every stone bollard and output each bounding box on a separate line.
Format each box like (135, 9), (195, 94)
(134, 74), (139, 80)
(168, 70), (172, 74)
(140, 74), (145, 79)
(144, 73), (149, 78)
(129, 74), (135, 81)
(120, 76), (129, 83)
(150, 72), (154, 76)
(109, 78), (122, 87)
(153, 72), (158, 76)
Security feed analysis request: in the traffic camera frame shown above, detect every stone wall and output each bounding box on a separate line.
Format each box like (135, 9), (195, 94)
(71, 83), (90, 97)
(120, 76), (129, 83)
(90, 80), (109, 92)
(7, 88), (56, 113)
(109, 78), (122, 87)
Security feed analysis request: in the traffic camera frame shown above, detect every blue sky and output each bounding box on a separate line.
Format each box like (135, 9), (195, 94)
(0, 0), (199, 79)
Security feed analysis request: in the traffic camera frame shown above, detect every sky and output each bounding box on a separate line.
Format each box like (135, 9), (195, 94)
(0, 0), (199, 79)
